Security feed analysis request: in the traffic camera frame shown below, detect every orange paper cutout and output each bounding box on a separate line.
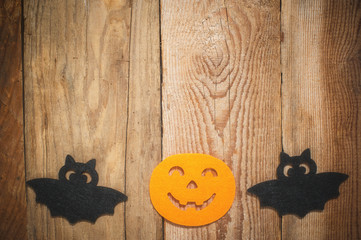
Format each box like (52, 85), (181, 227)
(149, 153), (236, 226)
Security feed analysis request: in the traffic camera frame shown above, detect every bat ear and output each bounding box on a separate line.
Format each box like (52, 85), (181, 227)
(280, 152), (290, 162)
(301, 148), (311, 160)
(65, 155), (75, 166)
(86, 159), (96, 169)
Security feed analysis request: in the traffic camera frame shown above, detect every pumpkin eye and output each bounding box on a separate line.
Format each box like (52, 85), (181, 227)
(202, 168), (217, 177)
(169, 166), (184, 176)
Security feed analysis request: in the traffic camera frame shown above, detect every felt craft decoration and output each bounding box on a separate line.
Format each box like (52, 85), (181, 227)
(247, 149), (348, 217)
(27, 155), (127, 224)
(149, 153), (236, 226)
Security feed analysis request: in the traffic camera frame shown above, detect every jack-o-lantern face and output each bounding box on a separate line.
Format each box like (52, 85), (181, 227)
(149, 154), (236, 226)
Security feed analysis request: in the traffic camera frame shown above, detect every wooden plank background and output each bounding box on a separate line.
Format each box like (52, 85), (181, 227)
(125, 0), (163, 239)
(161, 0), (281, 239)
(281, 1), (361, 239)
(0, 0), (27, 239)
(24, 0), (130, 239)
(0, 0), (360, 239)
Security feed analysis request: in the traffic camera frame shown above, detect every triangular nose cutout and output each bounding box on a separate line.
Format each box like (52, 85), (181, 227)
(187, 181), (198, 189)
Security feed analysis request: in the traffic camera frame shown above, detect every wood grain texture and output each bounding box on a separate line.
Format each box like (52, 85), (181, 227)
(125, 0), (163, 239)
(161, 0), (281, 239)
(281, 0), (361, 239)
(24, 0), (131, 239)
(0, 0), (27, 239)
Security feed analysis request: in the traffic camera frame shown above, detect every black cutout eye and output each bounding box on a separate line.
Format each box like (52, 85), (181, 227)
(299, 164), (310, 174)
(169, 166), (184, 176)
(82, 172), (92, 183)
(202, 168), (217, 177)
(65, 170), (76, 180)
(283, 165), (293, 177)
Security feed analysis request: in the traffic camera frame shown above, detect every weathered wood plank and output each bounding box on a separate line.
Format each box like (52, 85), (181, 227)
(125, 0), (163, 239)
(161, 0), (281, 239)
(281, 0), (361, 239)
(0, 0), (27, 239)
(24, 0), (131, 239)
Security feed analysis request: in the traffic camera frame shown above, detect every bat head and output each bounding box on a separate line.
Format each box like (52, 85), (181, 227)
(276, 149), (317, 179)
(58, 155), (99, 186)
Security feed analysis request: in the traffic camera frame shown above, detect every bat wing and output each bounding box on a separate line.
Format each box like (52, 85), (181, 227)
(27, 179), (127, 224)
(248, 180), (291, 216)
(87, 186), (128, 222)
(308, 172), (348, 206)
(248, 172), (348, 217)
(27, 178), (67, 211)
(27, 178), (86, 223)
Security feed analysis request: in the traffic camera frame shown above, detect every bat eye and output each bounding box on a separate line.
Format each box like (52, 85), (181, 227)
(299, 164), (310, 174)
(169, 166), (184, 176)
(65, 170), (76, 180)
(283, 165), (293, 177)
(82, 172), (92, 183)
(202, 168), (218, 177)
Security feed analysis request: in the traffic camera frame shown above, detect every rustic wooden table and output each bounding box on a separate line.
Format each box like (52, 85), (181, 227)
(1, 0), (360, 239)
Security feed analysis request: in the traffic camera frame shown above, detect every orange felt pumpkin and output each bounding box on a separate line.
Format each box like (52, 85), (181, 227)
(149, 153), (236, 226)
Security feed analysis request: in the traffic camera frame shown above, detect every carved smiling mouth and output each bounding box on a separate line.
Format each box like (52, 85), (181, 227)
(168, 193), (216, 211)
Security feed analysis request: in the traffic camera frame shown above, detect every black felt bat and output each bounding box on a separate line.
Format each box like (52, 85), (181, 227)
(27, 155), (127, 224)
(247, 149), (348, 217)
